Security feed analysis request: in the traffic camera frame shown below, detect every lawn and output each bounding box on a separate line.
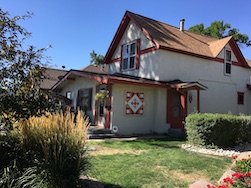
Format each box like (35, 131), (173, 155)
(86, 138), (232, 188)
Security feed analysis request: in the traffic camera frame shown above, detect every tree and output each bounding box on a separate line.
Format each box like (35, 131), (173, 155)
(0, 8), (57, 126)
(188, 21), (251, 47)
(90, 50), (104, 65)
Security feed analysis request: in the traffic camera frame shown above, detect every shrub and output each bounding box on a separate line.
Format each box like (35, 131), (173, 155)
(0, 110), (90, 188)
(0, 128), (23, 170)
(20, 111), (90, 188)
(185, 113), (251, 148)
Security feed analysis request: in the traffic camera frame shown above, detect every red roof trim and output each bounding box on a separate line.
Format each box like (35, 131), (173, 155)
(108, 78), (168, 88)
(110, 57), (121, 63)
(104, 11), (130, 64)
(160, 45), (220, 61)
(104, 11), (159, 64)
(126, 12), (159, 49)
(160, 45), (248, 68)
(52, 70), (170, 91)
(52, 70), (108, 90)
(140, 46), (158, 55)
(71, 71), (108, 84)
(228, 38), (249, 68)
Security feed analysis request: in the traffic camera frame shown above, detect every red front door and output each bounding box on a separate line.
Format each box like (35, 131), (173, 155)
(167, 89), (187, 130)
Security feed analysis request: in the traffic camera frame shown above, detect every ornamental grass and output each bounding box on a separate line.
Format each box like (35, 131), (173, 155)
(0, 110), (90, 188)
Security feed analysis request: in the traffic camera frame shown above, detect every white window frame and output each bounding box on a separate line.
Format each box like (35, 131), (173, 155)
(122, 41), (136, 71)
(224, 49), (232, 76)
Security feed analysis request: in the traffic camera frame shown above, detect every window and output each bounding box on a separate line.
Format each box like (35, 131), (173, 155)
(122, 42), (136, 70)
(99, 102), (104, 117)
(238, 92), (244, 105)
(65, 91), (72, 106)
(77, 88), (92, 111)
(225, 50), (232, 75)
(66, 91), (71, 99)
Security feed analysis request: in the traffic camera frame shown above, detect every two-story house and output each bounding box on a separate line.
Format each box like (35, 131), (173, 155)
(52, 11), (251, 135)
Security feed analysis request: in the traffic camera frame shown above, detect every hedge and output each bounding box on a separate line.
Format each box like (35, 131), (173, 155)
(185, 113), (251, 148)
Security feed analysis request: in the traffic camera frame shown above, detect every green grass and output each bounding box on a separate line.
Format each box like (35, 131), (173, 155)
(87, 138), (232, 188)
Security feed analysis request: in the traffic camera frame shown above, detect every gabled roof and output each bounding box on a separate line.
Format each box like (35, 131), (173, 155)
(52, 69), (207, 92)
(80, 64), (108, 74)
(40, 68), (68, 89)
(246, 59), (251, 67)
(52, 69), (169, 90)
(104, 11), (249, 67)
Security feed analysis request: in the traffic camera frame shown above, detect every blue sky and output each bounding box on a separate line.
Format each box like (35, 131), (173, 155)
(1, 0), (251, 70)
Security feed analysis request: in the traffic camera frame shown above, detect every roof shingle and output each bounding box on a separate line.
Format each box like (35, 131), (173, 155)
(127, 11), (228, 58)
(40, 68), (67, 89)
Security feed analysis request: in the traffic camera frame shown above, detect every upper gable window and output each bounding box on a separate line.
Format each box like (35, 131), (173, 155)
(122, 42), (136, 70)
(224, 50), (232, 75)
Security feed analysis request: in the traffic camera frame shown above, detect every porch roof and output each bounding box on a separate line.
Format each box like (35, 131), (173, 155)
(169, 80), (208, 91)
(52, 70), (207, 91)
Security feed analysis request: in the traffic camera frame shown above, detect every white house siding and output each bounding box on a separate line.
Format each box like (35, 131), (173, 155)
(153, 88), (170, 133)
(108, 61), (120, 74)
(138, 50), (160, 80)
(155, 50), (251, 115)
(59, 77), (99, 124)
(111, 84), (168, 135)
(187, 90), (198, 114)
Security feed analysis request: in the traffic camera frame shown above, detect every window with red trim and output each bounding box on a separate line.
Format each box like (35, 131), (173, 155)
(224, 50), (232, 75)
(121, 39), (140, 71)
(122, 41), (137, 70)
(237, 92), (244, 105)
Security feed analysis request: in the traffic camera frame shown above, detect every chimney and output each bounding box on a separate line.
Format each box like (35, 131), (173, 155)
(180, 19), (185, 32)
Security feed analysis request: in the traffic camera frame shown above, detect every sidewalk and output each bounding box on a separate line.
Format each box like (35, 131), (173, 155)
(87, 134), (171, 142)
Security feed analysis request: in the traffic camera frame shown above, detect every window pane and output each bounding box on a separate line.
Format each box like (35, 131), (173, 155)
(123, 58), (128, 69)
(238, 95), (244, 104)
(130, 57), (135, 68)
(66, 91), (71, 99)
(226, 51), (231, 62)
(130, 43), (136, 55)
(123, 45), (129, 58)
(99, 102), (104, 116)
(226, 63), (231, 74)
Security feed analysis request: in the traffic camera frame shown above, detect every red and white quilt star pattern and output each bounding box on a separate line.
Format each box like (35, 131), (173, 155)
(125, 92), (144, 115)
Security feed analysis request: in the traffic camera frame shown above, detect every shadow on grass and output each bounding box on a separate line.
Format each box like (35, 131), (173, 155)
(103, 183), (129, 188)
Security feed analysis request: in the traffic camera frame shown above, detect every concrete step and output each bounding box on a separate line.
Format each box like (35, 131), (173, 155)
(87, 126), (116, 139)
(88, 133), (117, 139)
(168, 128), (185, 138)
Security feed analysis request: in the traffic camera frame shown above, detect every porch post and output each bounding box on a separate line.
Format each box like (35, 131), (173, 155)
(180, 91), (187, 117)
(94, 85), (100, 125)
(105, 84), (112, 129)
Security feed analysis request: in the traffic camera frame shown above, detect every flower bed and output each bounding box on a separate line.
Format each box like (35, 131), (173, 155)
(208, 154), (251, 188)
